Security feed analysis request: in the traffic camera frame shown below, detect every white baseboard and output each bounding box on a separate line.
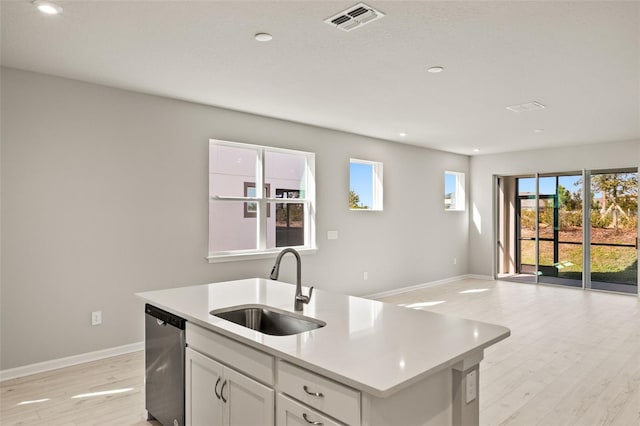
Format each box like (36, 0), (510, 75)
(465, 274), (494, 281)
(0, 341), (144, 382)
(365, 274), (494, 300)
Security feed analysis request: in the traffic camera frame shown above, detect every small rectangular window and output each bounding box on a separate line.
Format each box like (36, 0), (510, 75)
(445, 171), (465, 211)
(243, 183), (270, 218)
(350, 159), (383, 211)
(209, 139), (316, 261)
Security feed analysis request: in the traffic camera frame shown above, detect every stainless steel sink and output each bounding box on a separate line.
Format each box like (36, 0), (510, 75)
(210, 305), (326, 336)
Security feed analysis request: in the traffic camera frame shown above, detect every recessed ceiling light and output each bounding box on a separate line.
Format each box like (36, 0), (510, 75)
(534, 129), (544, 133)
(399, 132), (408, 137)
(33, 0), (63, 15)
(506, 101), (546, 113)
(473, 148), (480, 152)
(427, 66), (444, 73)
(254, 33), (273, 42)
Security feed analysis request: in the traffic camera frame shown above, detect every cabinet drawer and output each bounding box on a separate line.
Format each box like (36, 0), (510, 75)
(278, 361), (360, 425)
(186, 322), (274, 386)
(277, 394), (345, 426)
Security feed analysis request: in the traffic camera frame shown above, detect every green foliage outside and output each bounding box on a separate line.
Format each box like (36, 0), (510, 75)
(521, 207), (638, 231)
(349, 190), (369, 209)
(521, 243), (637, 284)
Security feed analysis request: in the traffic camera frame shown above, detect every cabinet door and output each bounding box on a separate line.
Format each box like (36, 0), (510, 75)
(186, 348), (224, 426)
(276, 394), (344, 426)
(224, 366), (275, 426)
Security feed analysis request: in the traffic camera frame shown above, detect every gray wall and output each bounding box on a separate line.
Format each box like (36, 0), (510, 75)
(468, 140), (640, 276)
(1, 68), (470, 370)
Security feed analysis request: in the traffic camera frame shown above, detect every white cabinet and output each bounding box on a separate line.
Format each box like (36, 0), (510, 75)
(186, 347), (274, 426)
(186, 347), (224, 425)
(224, 366), (274, 425)
(277, 394), (344, 426)
(277, 361), (360, 425)
(184, 322), (479, 426)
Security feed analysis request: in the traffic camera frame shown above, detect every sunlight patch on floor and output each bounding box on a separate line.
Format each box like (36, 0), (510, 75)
(17, 398), (50, 406)
(401, 301), (446, 308)
(71, 387), (134, 399)
(459, 288), (489, 294)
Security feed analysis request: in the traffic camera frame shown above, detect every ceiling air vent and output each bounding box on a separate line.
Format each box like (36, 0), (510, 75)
(506, 101), (546, 113)
(325, 3), (385, 32)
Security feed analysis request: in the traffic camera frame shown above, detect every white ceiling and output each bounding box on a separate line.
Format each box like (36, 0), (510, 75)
(2, 1), (639, 155)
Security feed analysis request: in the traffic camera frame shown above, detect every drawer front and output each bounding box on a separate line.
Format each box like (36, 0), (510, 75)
(278, 361), (360, 425)
(277, 394), (345, 426)
(186, 322), (274, 386)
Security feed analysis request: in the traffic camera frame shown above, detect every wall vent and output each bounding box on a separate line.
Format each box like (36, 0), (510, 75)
(324, 3), (385, 32)
(506, 101), (546, 113)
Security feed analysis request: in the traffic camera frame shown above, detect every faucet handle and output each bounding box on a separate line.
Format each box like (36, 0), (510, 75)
(296, 286), (314, 305)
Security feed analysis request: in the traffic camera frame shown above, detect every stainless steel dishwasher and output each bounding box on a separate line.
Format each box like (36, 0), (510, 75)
(145, 304), (185, 426)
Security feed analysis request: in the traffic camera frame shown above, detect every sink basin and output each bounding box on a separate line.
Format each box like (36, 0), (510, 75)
(210, 305), (326, 336)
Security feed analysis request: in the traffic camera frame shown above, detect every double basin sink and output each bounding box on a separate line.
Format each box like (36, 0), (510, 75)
(210, 305), (326, 336)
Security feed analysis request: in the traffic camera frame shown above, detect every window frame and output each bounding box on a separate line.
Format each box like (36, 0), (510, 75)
(349, 158), (384, 211)
(444, 170), (466, 211)
(208, 139), (317, 263)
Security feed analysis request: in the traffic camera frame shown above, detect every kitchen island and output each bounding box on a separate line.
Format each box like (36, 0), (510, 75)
(137, 278), (510, 426)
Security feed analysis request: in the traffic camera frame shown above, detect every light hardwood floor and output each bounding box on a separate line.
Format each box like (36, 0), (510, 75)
(0, 351), (156, 426)
(1, 279), (639, 425)
(379, 279), (640, 426)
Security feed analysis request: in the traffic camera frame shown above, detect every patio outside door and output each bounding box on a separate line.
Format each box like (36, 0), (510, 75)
(515, 175), (583, 287)
(588, 170), (638, 294)
(501, 169), (637, 295)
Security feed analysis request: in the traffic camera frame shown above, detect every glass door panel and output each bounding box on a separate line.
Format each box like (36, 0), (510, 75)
(537, 175), (557, 281)
(589, 171), (638, 294)
(554, 175), (583, 286)
(537, 174), (583, 286)
(516, 177), (537, 278)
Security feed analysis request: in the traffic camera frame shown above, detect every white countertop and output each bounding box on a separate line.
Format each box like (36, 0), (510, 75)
(136, 278), (510, 397)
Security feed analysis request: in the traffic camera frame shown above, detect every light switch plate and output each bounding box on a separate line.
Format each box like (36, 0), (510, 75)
(91, 311), (102, 326)
(465, 370), (477, 403)
(327, 230), (338, 240)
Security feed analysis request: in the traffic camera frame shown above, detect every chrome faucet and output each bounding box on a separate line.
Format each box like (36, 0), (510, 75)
(269, 248), (314, 311)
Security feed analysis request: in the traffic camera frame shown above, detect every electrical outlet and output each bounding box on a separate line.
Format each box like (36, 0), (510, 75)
(327, 230), (339, 240)
(453, 257), (457, 265)
(363, 271), (368, 281)
(465, 370), (477, 403)
(91, 311), (102, 326)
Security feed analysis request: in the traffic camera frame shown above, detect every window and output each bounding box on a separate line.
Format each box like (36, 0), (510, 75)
(349, 159), (383, 211)
(445, 171), (465, 211)
(208, 139), (316, 261)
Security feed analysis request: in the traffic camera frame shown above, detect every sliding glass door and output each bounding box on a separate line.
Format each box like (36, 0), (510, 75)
(497, 169), (637, 295)
(514, 174), (583, 287)
(589, 170), (638, 294)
